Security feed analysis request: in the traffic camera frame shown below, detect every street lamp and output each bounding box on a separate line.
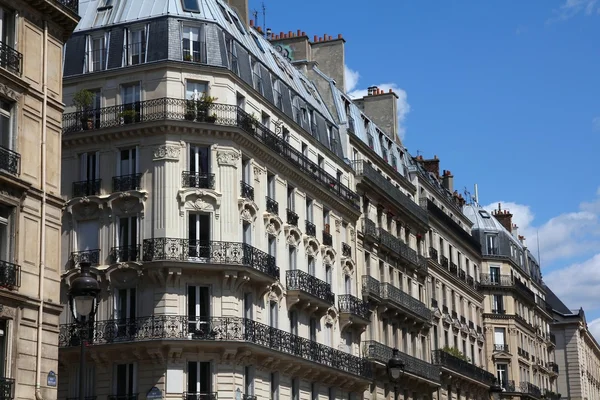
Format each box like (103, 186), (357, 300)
(387, 348), (405, 400)
(68, 262), (100, 400)
(489, 378), (503, 400)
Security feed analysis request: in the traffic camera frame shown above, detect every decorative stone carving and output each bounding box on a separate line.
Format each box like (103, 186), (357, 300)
(342, 260), (355, 276)
(238, 199), (258, 222)
(177, 189), (221, 217)
(349, 227), (356, 242)
(190, 198), (212, 212)
(0, 83), (20, 101)
(304, 238), (320, 256)
(285, 227), (302, 247)
(253, 165), (264, 182)
(241, 208), (253, 223)
(217, 150), (241, 166)
(153, 145), (181, 161)
(264, 215), (283, 237)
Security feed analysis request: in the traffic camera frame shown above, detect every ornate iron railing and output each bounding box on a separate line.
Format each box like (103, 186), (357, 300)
(71, 250), (100, 265)
(518, 382), (541, 398)
(363, 341), (439, 383)
(431, 298), (438, 308)
(182, 172), (215, 189)
(183, 393), (217, 400)
(479, 273), (535, 301)
(429, 247), (438, 263)
(107, 394), (139, 400)
(431, 349), (495, 386)
(362, 219), (379, 241)
(66, 397), (96, 400)
(0, 260), (20, 289)
(266, 196), (278, 214)
(142, 239), (279, 279)
(0, 42), (22, 76)
(380, 283), (431, 321)
(72, 179), (101, 197)
(342, 242), (351, 257)
(549, 362), (559, 373)
(56, 0), (79, 14)
(112, 173), (142, 192)
(59, 316), (372, 378)
(0, 146), (19, 175)
(440, 255), (449, 268)
(0, 378), (14, 400)
(338, 294), (371, 321)
(361, 275), (381, 298)
(240, 181), (254, 201)
(110, 245), (140, 263)
(286, 270), (334, 304)
(286, 209), (299, 226)
(63, 100), (360, 208)
(322, 231), (332, 246)
(241, 395), (256, 400)
(305, 220), (316, 236)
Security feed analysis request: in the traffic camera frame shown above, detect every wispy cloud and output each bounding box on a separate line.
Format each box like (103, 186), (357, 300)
(589, 318), (600, 341)
(549, 0), (599, 22)
(344, 65), (411, 140)
(593, 116), (600, 131)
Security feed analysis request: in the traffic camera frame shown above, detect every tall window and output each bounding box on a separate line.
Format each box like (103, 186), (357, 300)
(76, 219), (99, 255)
(187, 362), (211, 399)
(492, 294), (504, 313)
(487, 235), (498, 255)
(0, 206), (12, 262)
(116, 216), (138, 262)
(121, 82), (141, 121)
(273, 79), (282, 109)
(252, 61), (263, 94)
(288, 246), (296, 270)
(289, 310), (298, 335)
(0, 100), (12, 152)
(308, 255), (315, 276)
(127, 27), (146, 65)
(269, 301), (278, 328)
(114, 363), (136, 397)
(186, 81), (208, 101)
(87, 35), (106, 72)
(188, 286), (209, 334)
(115, 147), (140, 190)
(187, 145), (211, 188)
(242, 221), (251, 245)
(79, 151), (100, 195)
(244, 366), (254, 397)
(182, 26), (202, 62)
(114, 288), (136, 336)
(291, 378), (299, 400)
(270, 373), (279, 400)
(490, 266), (500, 283)
(0, 7), (15, 47)
(188, 213), (210, 259)
(496, 364), (508, 388)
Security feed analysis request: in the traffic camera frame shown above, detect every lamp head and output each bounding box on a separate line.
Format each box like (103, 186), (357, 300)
(387, 348), (405, 381)
(68, 262), (100, 321)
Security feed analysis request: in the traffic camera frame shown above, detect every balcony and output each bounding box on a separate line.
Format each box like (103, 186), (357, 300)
(0, 260), (20, 290)
(380, 283), (431, 324)
(240, 181), (254, 201)
(549, 362), (559, 374)
(241, 395), (256, 400)
(266, 196), (278, 215)
(0, 378), (14, 400)
(421, 198), (481, 252)
(142, 239), (279, 280)
(66, 397), (96, 400)
(362, 219), (379, 242)
(286, 209), (299, 226)
(286, 269), (334, 306)
(72, 179), (101, 197)
(112, 173), (142, 192)
(59, 316), (372, 379)
(517, 347), (530, 361)
(110, 245), (140, 263)
(182, 172), (215, 189)
(440, 255), (449, 268)
(305, 220), (316, 236)
(0, 146), (19, 175)
(362, 221), (423, 271)
(107, 395), (138, 400)
(342, 242), (351, 257)
(338, 294), (371, 325)
(362, 275), (382, 300)
(479, 273), (535, 302)
(56, 0), (79, 14)
(0, 42), (22, 76)
(71, 249), (100, 265)
(322, 231), (332, 246)
(183, 393), (218, 400)
(429, 247), (438, 263)
(431, 349), (495, 386)
(63, 101), (360, 210)
(543, 390), (560, 400)
(518, 382), (541, 398)
(363, 341), (440, 384)
(431, 298), (438, 308)
(352, 160), (428, 227)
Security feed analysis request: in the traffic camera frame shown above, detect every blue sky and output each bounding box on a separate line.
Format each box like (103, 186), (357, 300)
(250, 0), (600, 337)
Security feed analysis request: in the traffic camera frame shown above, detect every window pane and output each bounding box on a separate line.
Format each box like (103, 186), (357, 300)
(182, 0), (200, 12)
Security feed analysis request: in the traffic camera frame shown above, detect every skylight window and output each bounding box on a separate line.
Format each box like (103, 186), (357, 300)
(229, 12), (246, 35)
(182, 0), (200, 12)
(218, 3), (232, 22)
(252, 34), (264, 52)
(479, 210), (491, 219)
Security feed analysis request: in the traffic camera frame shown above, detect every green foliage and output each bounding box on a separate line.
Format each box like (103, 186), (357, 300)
(442, 346), (471, 362)
(72, 89), (94, 112)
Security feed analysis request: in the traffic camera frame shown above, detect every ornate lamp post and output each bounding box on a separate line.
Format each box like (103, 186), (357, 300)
(68, 262), (100, 400)
(387, 348), (405, 400)
(489, 378), (503, 400)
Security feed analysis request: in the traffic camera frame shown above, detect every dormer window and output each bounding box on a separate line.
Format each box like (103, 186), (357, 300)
(479, 210), (491, 219)
(182, 0), (200, 12)
(126, 26), (147, 66)
(86, 34), (107, 72)
(391, 156), (397, 170)
(367, 134), (374, 149)
(182, 26), (203, 63)
(252, 61), (263, 94)
(252, 33), (265, 52)
(272, 79), (282, 109)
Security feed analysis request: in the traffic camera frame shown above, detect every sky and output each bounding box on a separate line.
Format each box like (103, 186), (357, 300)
(250, 0), (600, 339)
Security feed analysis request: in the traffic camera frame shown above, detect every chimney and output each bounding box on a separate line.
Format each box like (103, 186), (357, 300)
(310, 33), (346, 91)
(352, 88), (400, 142)
(442, 170), (454, 192)
(227, 0), (249, 26)
(416, 155), (440, 177)
(512, 223), (519, 238)
(492, 203), (513, 233)
(269, 29), (311, 61)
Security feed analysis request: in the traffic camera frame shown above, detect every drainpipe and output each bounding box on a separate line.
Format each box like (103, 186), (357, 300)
(35, 18), (49, 400)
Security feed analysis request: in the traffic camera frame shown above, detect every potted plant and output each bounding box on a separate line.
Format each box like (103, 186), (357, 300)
(185, 99), (196, 121)
(119, 109), (138, 124)
(196, 94), (218, 122)
(184, 54), (192, 62)
(206, 113), (217, 123)
(72, 89), (95, 130)
(241, 113), (259, 133)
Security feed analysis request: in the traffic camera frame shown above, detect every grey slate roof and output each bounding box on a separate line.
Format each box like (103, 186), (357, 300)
(543, 284), (574, 315)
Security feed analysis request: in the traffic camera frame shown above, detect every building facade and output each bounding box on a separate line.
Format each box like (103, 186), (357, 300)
(545, 287), (599, 400)
(463, 204), (558, 399)
(0, 0), (79, 399)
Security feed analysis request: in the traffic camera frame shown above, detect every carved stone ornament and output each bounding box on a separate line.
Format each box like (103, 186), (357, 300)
(153, 145), (181, 161)
(178, 188), (221, 217)
(0, 82), (20, 101)
(334, 219), (342, 233)
(241, 208), (253, 223)
(342, 260), (355, 276)
(349, 227), (356, 242)
(217, 150), (241, 166)
(264, 215), (282, 237)
(286, 229), (301, 247)
(253, 165), (264, 182)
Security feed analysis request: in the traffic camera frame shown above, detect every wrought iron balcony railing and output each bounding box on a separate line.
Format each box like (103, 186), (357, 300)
(431, 298), (438, 308)
(240, 181), (254, 201)
(73, 179), (102, 197)
(107, 394), (139, 400)
(241, 395), (256, 400)
(338, 294), (371, 321)
(286, 209), (299, 226)
(142, 239), (279, 279)
(341, 242), (351, 257)
(110, 245), (140, 263)
(380, 283), (431, 322)
(440, 255), (449, 268)
(362, 219), (379, 241)
(322, 231), (332, 246)
(479, 273), (535, 302)
(112, 173), (142, 192)
(429, 247), (438, 263)
(0, 260), (20, 289)
(0, 146), (19, 175)
(0, 42), (22, 76)
(266, 196), (278, 215)
(71, 249), (100, 265)
(0, 378), (14, 400)
(363, 340), (439, 383)
(362, 275), (381, 298)
(66, 397), (96, 400)
(351, 160), (428, 225)
(491, 309), (505, 314)
(182, 172), (215, 189)
(62, 100), (360, 209)
(305, 220), (316, 236)
(286, 270), (334, 304)
(549, 362), (559, 373)
(431, 349), (495, 386)
(518, 382), (541, 398)
(363, 222), (422, 270)
(183, 393), (217, 400)
(58, 316), (372, 378)
(56, 0), (79, 14)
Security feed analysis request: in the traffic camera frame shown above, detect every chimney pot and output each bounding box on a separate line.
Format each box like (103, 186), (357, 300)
(389, 89), (393, 93)
(338, 34), (343, 39)
(314, 35), (318, 42)
(328, 35), (332, 40)
(249, 19), (254, 27)
(297, 29), (301, 36)
(257, 26), (262, 33)
(302, 31), (306, 36)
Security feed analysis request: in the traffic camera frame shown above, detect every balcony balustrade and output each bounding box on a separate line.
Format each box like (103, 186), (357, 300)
(431, 349), (495, 386)
(142, 239), (279, 279)
(63, 100), (360, 209)
(72, 179), (101, 197)
(322, 231), (332, 246)
(491, 309), (506, 314)
(240, 181), (254, 201)
(59, 316), (372, 378)
(363, 340), (439, 383)
(362, 221), (422, 270)
(112, 173), (142, 192)
(107, 395), (138, 400)
(110, 245), (140, 263)
(442, 305), (449, 314)
(266, 196), (278, 215)
(431, 298), (438, 308)
(0, 146), (20, 175)
(305, 221), (316, 237)
(338, 294), (371, 321)
(183, 393), (217, 400)
(362, 219), (379, 241)
(71, 249), (100, 265)
(286, 209), (299, 226)
(494, 344), (509, 352)
(0, 42), (22, 76)
(451, 310), (458, 319)
(380, 283), (431, 322)
(286, 270), (334, 305)
(341, 242), (351, 257)
(518, 382), (541, 398)
(0, 260), (20, 290)
(549, 362), (559, 373)
(479, 273), (535, 302)
(429, 247), (438, 262)
(66, 397), (96, 400)
(362, 275), (382, 299)
(440, 255), (449, 268)
(182, 172), (215, 189)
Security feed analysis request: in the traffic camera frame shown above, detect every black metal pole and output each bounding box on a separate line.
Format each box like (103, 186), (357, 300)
(78, 325), (85, 400)
(394, 385), (398, 400)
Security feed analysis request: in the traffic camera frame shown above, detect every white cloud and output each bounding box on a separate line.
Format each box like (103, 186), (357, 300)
(593, 116), (600, 131)
(545, 254), (600, 311)
(343, 65), (411, 139)
(589, 318), (600, 342)
(550, 0), (599, 21)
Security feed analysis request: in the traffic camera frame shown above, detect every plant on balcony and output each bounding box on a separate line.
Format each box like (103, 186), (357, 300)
(206, 113), (217, 123)
(442, 346), (471, 362)
(119, 109), (138, 124)
(185, 99), (196, 121)
(241, 113), (259, 133)
(196, 94), (218, 122)
(184, 54), (193, 61)
(72, 89), (95, 130)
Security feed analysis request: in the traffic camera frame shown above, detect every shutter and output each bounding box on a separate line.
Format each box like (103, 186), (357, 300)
(146, 19), (169, 62)
(64, 35), (86, 76)
(315, 113), (327, 144)
(235, 43), (252, 85)
(107, 28), (124, 69)
(261, 66), (274, 104)
(281, 85), (293, 119)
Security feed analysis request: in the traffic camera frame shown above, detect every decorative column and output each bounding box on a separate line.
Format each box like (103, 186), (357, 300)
(152, 143), (182, 238)
(215, 147), (241, 240)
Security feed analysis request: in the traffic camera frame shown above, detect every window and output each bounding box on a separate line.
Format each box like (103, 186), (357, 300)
(289, 310), (298, 335)
(492, 294), (504, 313)
(291, 378), (299, 400)
(268, 236), (276, 258)
(115, 216), (138, 262)
(186, 81), (208, 101)
(486, 235), (498, 255)
(182, 26), (203, 63)
(344, 275), (351, 294)
(114, 363), (136, 397)
(288, 246), (296, 270)
(181, 0), (200, 12)
(0, 206), (13, 262)
(494, 328), (506, 347)
(114, 288), (136, 336)
(126, 27), (146, 65)
(87, 35), (106, 72)
(0, 100), (13, 154)
(308, 255), (315, 276)
(188, 213), (210, 259)
(229, 12), (246, 35)
(0, 7), (15, 48)
(244, 366), (254, 396)
(243, 292), (252, 319)
(490, 266), (500, 283)
(269, 301), (278, 328)
(270, 373), (279, 400)
(187, 145), (211, 187)
(188, 286), (209, 334)
(287, 186), (295, 210)
(325, 265), (332, 286)
(309, 318), (317, 341)
(367, 134), (374, 149)
(187, 361), (211, 398)
(121, 82), (141, 121)
(292, 97), (300, 123)
(311, 383), (318, 400)
(273, 79), (282, 109)
(252, 33), (264, 52)
(228, 39), (239, 74)
(496, 364), (508, 388)
(242, 221), (251, 245)
(252, 61), (263, 94)
(76, 219), (99, 254)
(479, 210), (491, 219)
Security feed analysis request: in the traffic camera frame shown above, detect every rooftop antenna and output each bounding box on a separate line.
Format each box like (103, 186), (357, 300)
(474, 183), (479, 206)
(463, 186), (473, 205)
(262, 2), (267, 34)
(416, 150), (422, 157)
(252, 9), (259, 26)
